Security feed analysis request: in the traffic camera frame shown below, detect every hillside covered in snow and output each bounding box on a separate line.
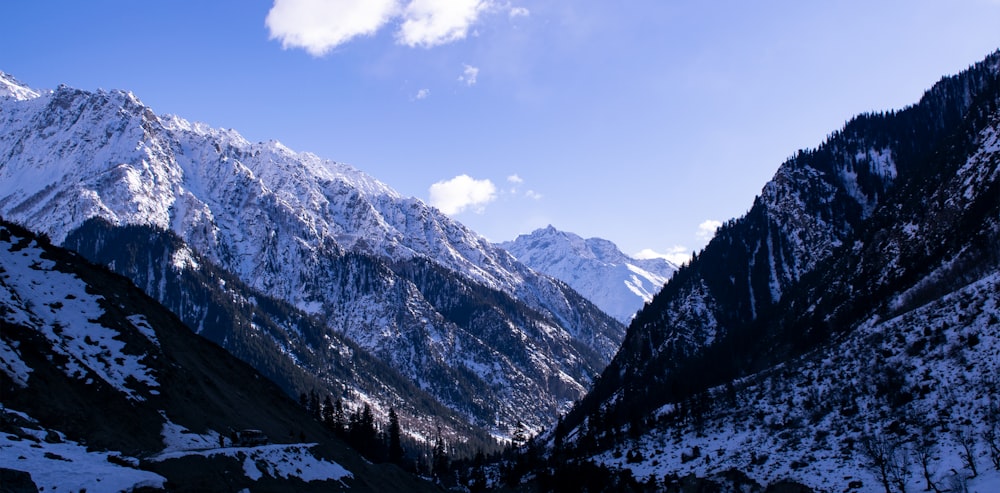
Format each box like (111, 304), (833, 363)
(0, 220), (436, 492)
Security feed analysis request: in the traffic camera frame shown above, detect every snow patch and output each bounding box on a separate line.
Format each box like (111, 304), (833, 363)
(0, 337), (32, 387)
(127, 314), (160, 347)
(154, 442), (353, 484)
(170, 245), (200, 272)
(1, 409), (166, 492)
(0, 230), (159, 400)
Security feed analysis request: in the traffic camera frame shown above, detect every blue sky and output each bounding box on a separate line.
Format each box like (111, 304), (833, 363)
(3, 1), (999, 263)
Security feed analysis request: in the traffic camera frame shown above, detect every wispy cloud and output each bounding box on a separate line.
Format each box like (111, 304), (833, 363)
(266, 0), (492, 55)
(634, 246), (689, 266)
(414, 88), (431, 100)
(504, 174), (540, 199)
(636, 220), (722, 266)
(429, 174), (497, 215)
(696, 219), (722, 241)
(459, 64), (480, 86)
(508, 6), (530, 18)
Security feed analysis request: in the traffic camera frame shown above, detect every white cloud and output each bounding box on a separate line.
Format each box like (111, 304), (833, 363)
(266, 0), (400, 56)
(429, 174), (497, 215)
(266, 0), (491, 54)
(414, 88), (431, 100)
(503, 174), (540, 198)
(459, 64), (480, 86)
(634, 246), (690, 266)
(696, 219), (722, 241)
(509, 6), (530, 18)
(397, 0), (487, 48)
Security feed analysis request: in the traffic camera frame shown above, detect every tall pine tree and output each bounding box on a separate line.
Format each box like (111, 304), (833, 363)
(388, 407), (404, 464)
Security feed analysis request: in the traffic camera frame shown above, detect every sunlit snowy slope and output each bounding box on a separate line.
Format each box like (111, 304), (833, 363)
(0, 71), (623, 438)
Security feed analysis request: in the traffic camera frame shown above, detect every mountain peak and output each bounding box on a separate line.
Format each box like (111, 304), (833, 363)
(501, 226), (676, 322)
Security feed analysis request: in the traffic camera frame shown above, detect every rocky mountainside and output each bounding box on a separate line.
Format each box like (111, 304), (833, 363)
(0, 72), (624, 440)
(500, 226), (676, 323)
(0, 219), (438, 492)
(533, 51), (1000, 491)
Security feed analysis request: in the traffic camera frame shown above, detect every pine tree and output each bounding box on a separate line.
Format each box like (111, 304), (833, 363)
(309, 389), (320, 420)
(332, 398), (345, 436)
(511, 420), (527, 447)
(388, 407), (404, 464)
(321, 394), (335, 428)
(432, 427), (449, 479)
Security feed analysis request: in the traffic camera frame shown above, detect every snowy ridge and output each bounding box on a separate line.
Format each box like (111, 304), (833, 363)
(500, 226), (676, 323)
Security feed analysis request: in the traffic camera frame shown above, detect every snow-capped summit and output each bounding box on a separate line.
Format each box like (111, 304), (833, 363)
(0, 71), (41, 100)
(500, 226), (677, 323)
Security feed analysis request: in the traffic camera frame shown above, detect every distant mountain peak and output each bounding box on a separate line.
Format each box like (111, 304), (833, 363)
(500, 226), (677, 323)
(0, 71), (41, 100)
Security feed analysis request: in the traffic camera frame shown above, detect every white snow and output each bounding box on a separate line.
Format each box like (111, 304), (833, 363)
(159, 418), (224, 453)
(0, 338), (32, 387)
(0, 72), (42, 100)
(1, 409), (166, 492)
(0, 229), (159, 400)
(170, 245), (200, 272)
(153, 443), (353, 484)
(151, 417), (353, 484)
(128, 314), (160, 347)
(592, 271), (1000, 493)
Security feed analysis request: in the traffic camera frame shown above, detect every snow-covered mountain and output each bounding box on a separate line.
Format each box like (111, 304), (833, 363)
(518, 51), (1000, 491)
(0, 71), (623, 439)
(0, 220), (437, 492)
(500, 226), (676, 323)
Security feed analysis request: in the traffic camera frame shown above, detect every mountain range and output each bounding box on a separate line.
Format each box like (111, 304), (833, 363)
(0, 72), (623, 447)
(3, 47), (1000, 493)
